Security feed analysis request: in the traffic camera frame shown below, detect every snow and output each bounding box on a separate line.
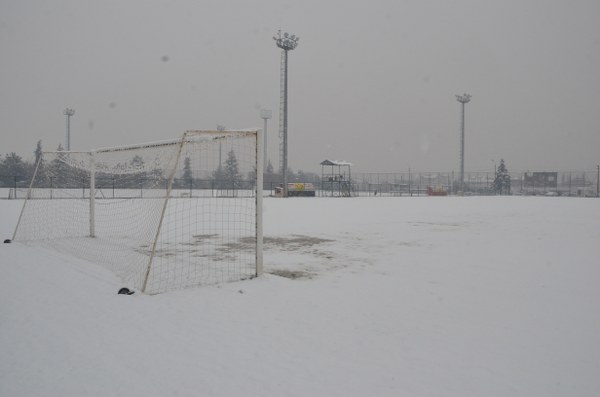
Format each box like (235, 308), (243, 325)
(1, 196), (599, 397)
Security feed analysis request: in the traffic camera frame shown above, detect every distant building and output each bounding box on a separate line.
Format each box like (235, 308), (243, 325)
(524, 172), (558, 189)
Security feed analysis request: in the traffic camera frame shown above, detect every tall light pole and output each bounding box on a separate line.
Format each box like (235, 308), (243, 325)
(260, 109), (272, 171)
(217, 124), (226, 167)
(64, 108), (75, 151)
(455, 93), (471, 193)
(273, 29), (299, 197)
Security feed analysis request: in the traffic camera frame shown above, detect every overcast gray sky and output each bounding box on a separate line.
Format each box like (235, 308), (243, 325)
(1, 0), (599, 173)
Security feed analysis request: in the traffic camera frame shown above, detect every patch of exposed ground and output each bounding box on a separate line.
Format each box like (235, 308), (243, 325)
(264, 235), (334, 250)
(268, 269), (315, 279)
(136, 234), (336, 280)
(221, 234), (334, 252)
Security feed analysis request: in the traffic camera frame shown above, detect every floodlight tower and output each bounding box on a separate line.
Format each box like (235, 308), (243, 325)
(260, 109), (272, 170)
(64, 108), (75, 151)
(217, 124), (226, 166)
(455, 93), (471, 193)
(273, 29), (299, 197)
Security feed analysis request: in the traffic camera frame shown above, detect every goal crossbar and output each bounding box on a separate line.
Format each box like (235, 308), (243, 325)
(12, 129), (263, 294)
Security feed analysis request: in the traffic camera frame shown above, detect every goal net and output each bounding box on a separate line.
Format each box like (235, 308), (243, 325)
(12, 130), (263, 294)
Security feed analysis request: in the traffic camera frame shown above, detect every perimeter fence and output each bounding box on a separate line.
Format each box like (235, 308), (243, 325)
(349, 170), (600, 197)
(2, 170), (599, 199)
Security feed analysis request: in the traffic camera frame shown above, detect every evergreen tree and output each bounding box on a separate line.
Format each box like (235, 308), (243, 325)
(1, 152), (28, 189)
(0, 154), (4, 184)
(493, 159), (511, 195)
(224, 149), (240, 184)
(177, 156), (193, 189)
(212, 165), (226, 188)
(182, 156), (192, 181)
(128, 155), (150, 187)
(34, 140), (43, 166)
(1, 152), (27, 177)
(47, 144), (66, 185)
(264, 160), (280, 185)
(32, 140), (45, 183)
(266, 160), (274, 175)
(130, 155), (144, 169)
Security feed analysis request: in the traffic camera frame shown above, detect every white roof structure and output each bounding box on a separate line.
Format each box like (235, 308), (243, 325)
(320, 160), (353, 167)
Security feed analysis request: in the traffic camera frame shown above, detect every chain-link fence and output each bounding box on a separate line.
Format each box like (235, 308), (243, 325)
(3, 170), (599, 199)
(350, 170), (600, 197)
(0, 176), (262, 199)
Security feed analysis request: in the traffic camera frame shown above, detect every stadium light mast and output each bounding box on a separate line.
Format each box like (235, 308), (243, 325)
(217, 124), (226, 167)
(455, 93), (471, 193)
(64, 108), (75, 151)
(260, 109), (272, 171)
(273, 29), (299, 197)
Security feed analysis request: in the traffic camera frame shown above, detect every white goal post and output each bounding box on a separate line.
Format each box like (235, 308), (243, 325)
(12, 129), (263, 294)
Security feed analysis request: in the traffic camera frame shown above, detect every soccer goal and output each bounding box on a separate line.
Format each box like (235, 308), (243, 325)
(12, 130), (263, 294)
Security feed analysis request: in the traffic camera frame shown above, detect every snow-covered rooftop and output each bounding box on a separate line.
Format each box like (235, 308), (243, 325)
(320, 159), (353, 167)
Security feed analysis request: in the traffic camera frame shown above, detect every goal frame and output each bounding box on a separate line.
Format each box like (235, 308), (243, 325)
(12, 129), (264, 293)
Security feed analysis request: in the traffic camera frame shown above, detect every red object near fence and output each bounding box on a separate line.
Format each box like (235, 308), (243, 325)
(427, 186), (448, 196)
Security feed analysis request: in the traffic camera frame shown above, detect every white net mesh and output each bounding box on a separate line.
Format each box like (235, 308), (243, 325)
(14, 130), (261, 294)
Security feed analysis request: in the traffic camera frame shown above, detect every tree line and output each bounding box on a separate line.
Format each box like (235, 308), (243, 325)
(1, 141), (322, 189)
(0, 141), (44, 186)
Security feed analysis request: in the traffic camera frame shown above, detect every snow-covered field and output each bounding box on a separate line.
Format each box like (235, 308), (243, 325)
(1, 196), (599, 397)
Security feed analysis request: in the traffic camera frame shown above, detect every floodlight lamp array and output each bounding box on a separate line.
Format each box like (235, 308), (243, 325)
(273, 29), (299, 51)
(64, 108), (75, 116)
(455, 93), (471, 104)
(260, 109), (272, 119)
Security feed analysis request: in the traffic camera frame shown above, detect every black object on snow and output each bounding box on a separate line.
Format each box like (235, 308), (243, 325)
(118, 287), (135, 295)
(3, 239), (11, 244)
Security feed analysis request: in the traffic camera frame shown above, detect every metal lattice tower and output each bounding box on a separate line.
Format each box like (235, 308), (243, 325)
(278, 52), (285, 176)
(455, 93), (471, 192)
(273, 30), (299, 197)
